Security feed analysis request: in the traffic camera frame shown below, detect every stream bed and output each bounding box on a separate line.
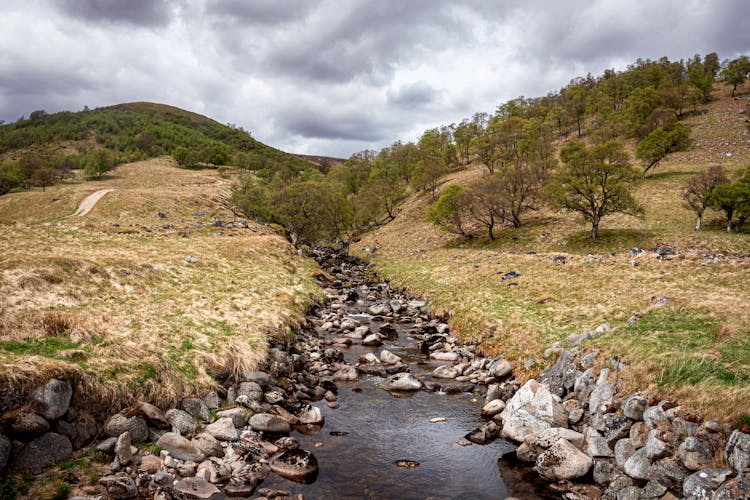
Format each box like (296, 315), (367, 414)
(262, 252), (546, 499)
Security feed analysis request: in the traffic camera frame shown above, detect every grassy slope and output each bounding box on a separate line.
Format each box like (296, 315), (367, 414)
(355, 87), (750, 422)
(0, 158), (323, 411)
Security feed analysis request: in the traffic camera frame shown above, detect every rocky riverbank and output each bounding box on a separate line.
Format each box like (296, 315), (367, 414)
(1, 248), (748, 499)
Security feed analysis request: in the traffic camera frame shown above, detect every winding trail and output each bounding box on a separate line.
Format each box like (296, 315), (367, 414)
(71, 189), (114, 217)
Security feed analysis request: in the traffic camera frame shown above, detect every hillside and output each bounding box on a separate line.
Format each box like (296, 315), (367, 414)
(354, 87), (750, 422)
(0, 158), (323, 412)
(0, 102), (314, 192)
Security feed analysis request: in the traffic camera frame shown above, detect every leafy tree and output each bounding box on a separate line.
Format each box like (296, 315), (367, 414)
(543, 140), (643, 240)
(83, 149), (115, 179)
(329, 150), (374, 195)
(562, 84), (588, 138)
(687, 54), (714, 103)
(720, 55), (750, 96)
(427, 184), (472, 236)
(636, 123), (691, 174)
(682, 166), (727, 230)
(708, 169), (750, 232)
(452, 116), (483, 166)
(0, 172), (20, 195)
(31, 167), (55, 191)
(466, 174), (506, 241)
(231, 173), (271, 221)
(18, 154), (44, 189)
(355, 175), (404, 222)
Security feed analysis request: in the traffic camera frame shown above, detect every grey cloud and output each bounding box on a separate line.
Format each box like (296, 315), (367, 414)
(387, 82), (438, 107)
(57, 0), (179, 26)
(207, 0), (315, 25)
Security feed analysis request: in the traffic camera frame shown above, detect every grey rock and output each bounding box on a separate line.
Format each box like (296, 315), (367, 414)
(630, 421), (650, 448)
(54, 418), (99, 450)
(672, 417), (699, 439)
(643, 403), (668, 429)
(104, 413), (148, 441)
(586, 428), (614, 457)
(432, 365), (459, 379)
(216, 407), (249, 428)
(622, 394), (648, 421)
(237, 381), (263, 401)
(482, 399), (506, 417)
(9, 432), (72, 474)
(113, 431), (133, 467)
(380, 372), (422, 391)
(191, 433), (224, 458)
(683, 468), (732, 499)
(362, 333), (383, 346)
(616, 486), (641, 500)
(136, 401), (170, 429)
(650, 457), (689, 493)
(249, 413), (291, 433)
(30, 379), (73, 420)
(430, 351), (460, 361)
(488, 357), (512, 378)
(532, 427), (585, 448)
(623, 448), (655, 480)
(332, 366), (358, 381)
(574, 368), (594, 404)
(264, 390), (285, 405)
(712, 475), (745, 499)
(641, 480), (667, 498)
(724, 429), (750, 474)
(166, 408), (198, 435)
(299, 405), (325, 425)
(380, 350), (401, 365)
(589, 368), (614, 414)
(645, 429), (670, 461)
(174, 477), (221, 499)
(679, 437), (714, 471)
(243, 371), (271, 387)
(181, 397), (212, 422)
(615, 438), (637, 469)
(499, 380), (568, 443)
(0, 434), (10, 471)
(3, 410), (50, 438)
(535, 438), (593, 481)
(99, 472), (138, 499)
(205, 417), (238, 441)
(202, 390), (220, 410)
(96, 436), (118, 454)
(156, 432), (205, 462)
(538, 350), (578, 397)
(269, 448), (319, 482)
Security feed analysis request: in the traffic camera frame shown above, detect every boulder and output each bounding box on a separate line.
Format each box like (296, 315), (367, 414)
(623, 448), (655, 480)
(678, 437), (714, 471)
(362, 333), (383, 346)
(534, 438), (593, 481)
(481, 399), (506, 417)
(299, 405), (325, 425)
(683, 468), (733, 499)
(645, 429), (670, 461)
(269, 448), (319, 482)
(174, 477), (221, 499)
(724, 429), (750, 474)
(205, 417), (238, 441)
(642, 403), (668, 429)
(588, 368), (614, 414)
(615, 438), (637, 469)
(0, 433), (10, 471)
(430, 351), (459, 362)
(499, 380), (568, 443)
(9, 432), (72, 474)
(113, 432), (133, 468)
(30, 379), (72, 420)
(181, 398), (212, 422)
(156, 432), (205, 462)
(104, 413), (148, 441)
(517, 428), (584, 463)
(243, 371), (271, 388)
(139, 455), (162, 474)
(380, 350), (401, 365)
(332, 366), (358, 381)
(166, 409), (198, 435)
(432, 365), (459, 379)
(236, 382), (263, 402)
(249, 413), (291, 433)
(538, 350), (578, 397)
(488, 357), (512, 378)
(99, 472), (138, 499)
(379, 372), (422, 392)
(622, 394), (648, 421)
(586, 428), (614, 457)
(3, 410), (50, 438)
(216, 407), (249, 428)
(134, 402), (170, 429)
(191, 433), (224, 458)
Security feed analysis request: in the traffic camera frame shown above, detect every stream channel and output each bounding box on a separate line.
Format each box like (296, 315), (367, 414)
(262, 252), (546, 499)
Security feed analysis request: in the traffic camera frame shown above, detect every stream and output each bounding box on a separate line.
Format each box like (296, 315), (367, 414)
(262, 251), (546, 499)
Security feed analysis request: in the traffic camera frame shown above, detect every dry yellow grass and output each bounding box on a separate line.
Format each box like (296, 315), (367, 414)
(354, 88), (750, 422)
(0, 158), (323, 411)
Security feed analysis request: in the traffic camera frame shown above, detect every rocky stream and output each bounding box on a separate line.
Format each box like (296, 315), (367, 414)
(1, 249), (748, 499)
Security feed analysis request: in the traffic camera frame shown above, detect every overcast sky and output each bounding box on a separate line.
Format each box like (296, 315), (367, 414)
(1, 1), (749, 157)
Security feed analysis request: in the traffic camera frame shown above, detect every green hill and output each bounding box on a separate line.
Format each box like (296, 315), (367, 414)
(0, 102), (312, 192)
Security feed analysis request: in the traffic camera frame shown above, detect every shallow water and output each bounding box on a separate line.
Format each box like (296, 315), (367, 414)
(263, 301), (546, 499)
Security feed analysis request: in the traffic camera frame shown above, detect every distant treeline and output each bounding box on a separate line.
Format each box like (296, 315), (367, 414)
(232, 53), (750, 244)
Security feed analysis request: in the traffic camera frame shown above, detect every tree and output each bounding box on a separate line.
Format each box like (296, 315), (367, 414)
(355, 175), (404, 223)
(31, 167), (55, 191)
(543, 140), (643, 240)
(636, 122), (691, 174)
(687, 54), (714, 103)
(708, 169), (750, 232)
(83, 149), (115, 179)
(427, 184), (472, 236)
(466, 175), (506, 241)
(682, 166), (727, 230)
(720, 55), (750, 96)
(231, 173), (271, 221)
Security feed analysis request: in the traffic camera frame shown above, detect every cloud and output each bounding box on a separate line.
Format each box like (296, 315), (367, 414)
(1, 0), (749, 157)
(57, 0), (179, 26)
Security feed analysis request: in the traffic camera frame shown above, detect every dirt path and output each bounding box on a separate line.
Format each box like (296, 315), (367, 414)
(72, 189), (114, 217)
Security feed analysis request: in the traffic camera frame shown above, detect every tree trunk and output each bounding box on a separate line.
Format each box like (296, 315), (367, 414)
(695, 214), (702, 231)
(727, 220), (733, 232)
(590, 218), (600, 241)
(488, 223), (494, 241)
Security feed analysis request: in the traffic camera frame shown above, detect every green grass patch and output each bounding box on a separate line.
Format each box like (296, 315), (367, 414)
(0, 335), (81, 358)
